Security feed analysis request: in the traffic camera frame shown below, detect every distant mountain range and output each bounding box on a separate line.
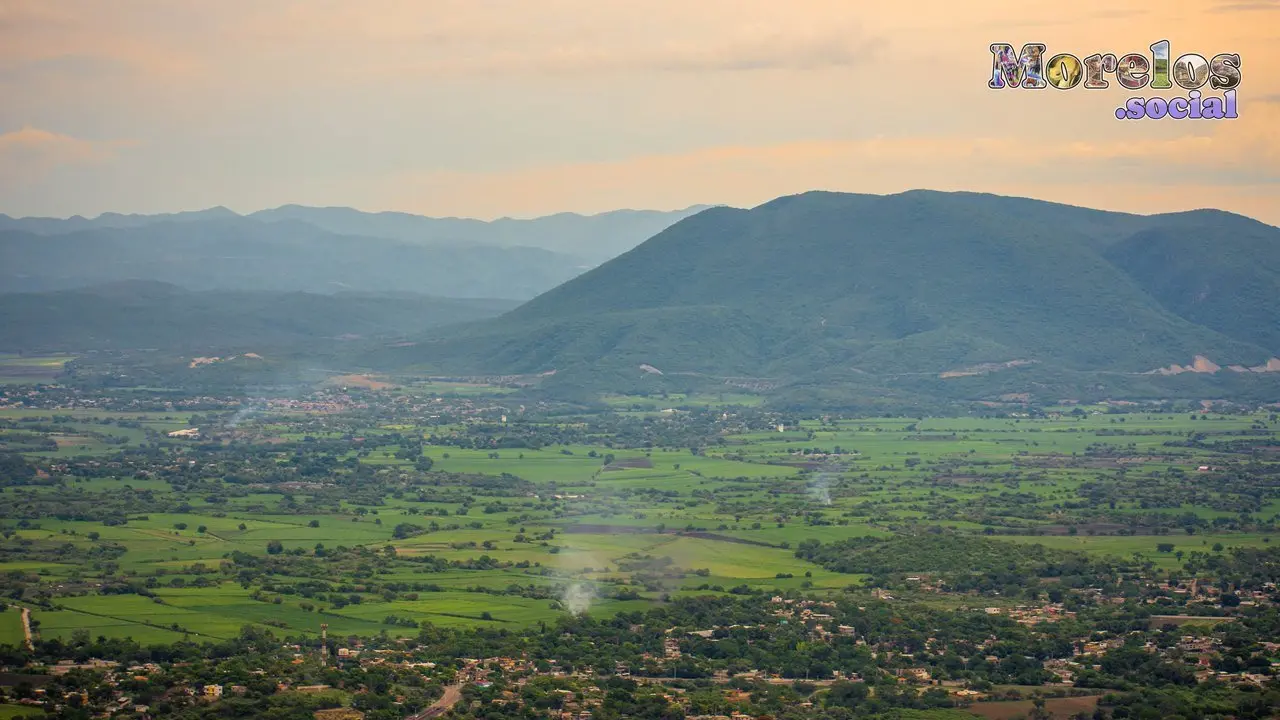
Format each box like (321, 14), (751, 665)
(0, 204), (708, 298)
(370, 190), (1280, 402)
(247, 205), (712, 263)
(0, 218), (577, 299)
(0, 281), (518, 353)
(6, 191), (1277, 406)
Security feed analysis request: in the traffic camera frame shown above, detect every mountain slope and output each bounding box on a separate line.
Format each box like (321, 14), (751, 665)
(0, 282), (517, 353)
(378, 190), (1279, 389)
(0, 218), (581, 299)
(1102, 212), (1280, 353)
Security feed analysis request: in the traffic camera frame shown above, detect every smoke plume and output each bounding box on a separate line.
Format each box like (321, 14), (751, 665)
(562, 582), (596, 616)
(810, 472), (833, 506)
(227, 403), (263, 428)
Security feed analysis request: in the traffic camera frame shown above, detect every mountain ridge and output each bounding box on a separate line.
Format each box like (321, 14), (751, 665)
(0, 217), (584, 299)
(370, 189), (1280, 400)
(0, 203), (710, 263)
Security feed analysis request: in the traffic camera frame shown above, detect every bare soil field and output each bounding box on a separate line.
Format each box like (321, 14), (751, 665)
(967, 694), (1099, 720)
(326, 374), (395, 390)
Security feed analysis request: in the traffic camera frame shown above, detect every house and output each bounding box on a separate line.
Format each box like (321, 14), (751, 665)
(902, 668), (931, 683)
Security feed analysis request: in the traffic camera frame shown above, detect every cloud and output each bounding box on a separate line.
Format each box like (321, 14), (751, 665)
(0, 1), (203, 80)
(0, 126), (130, 177)
(647, 31), (884, 72)
(376, 102), (1280, 224)
(1213, 1), (1279, 10)
(437, 30), (885, 76)
(230, 1), (884, 78)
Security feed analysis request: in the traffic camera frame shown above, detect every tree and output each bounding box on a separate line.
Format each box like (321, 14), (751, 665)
(393, 523), (423, 540)
(266, 540), (284, 555)
(308, 520), (320, 528)
(825, 681), (869, 709)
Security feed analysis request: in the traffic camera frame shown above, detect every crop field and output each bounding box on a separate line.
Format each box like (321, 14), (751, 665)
(0, 355), (74, 385)
(0, 611), (24, 647)
(0, 705), (43, 720)
(1001, 533), (1278, 569)
(32, 607), (190, 645)
(2, 383), (1277, 646)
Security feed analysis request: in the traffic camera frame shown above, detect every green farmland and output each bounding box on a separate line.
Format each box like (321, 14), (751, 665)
(1, 380), (1277, 647)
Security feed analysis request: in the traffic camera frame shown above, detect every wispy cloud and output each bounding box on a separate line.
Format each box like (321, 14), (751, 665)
(0, 126), (131, 177)
(228, 1), (884, 78)
(431, 31), (886, 76)
(378, 99), (1280, 223)
(1213, 0), (1280, 10)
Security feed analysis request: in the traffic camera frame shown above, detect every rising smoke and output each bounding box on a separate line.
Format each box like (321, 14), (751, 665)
(561, 582), (597, 616)
(810, 472), (833, 506)
(226, 404), (262, 428)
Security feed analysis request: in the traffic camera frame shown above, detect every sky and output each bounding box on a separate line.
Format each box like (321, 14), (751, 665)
(2, 0), (1278, 223)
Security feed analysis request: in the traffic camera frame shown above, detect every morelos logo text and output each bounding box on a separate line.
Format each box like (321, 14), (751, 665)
(988, 40), (1240, 120)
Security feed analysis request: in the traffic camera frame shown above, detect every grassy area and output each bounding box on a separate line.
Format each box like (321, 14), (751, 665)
(0, 611), (25, 647)
(2, 404), (1276, 639)
(0, 354), (74, 384)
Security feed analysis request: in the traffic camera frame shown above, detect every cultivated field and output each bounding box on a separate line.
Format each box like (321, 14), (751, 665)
(2, 381), (1277, 643)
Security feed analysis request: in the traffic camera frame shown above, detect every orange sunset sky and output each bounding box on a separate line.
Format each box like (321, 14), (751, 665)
(2, 0), (1277, 222)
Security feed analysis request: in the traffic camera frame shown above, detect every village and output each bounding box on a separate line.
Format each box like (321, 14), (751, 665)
(6, 575), (1277, 720)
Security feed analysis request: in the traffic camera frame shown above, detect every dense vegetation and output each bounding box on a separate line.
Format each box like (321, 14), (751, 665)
(0, 282), (517, 353)
(1, 190), (1279, 718)
(373, 191), (1280, 403)
(0, 370), (1276, 718)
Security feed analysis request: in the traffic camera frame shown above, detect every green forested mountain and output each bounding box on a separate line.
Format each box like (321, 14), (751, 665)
(375, 190), (1280, 398)
(0, 281), (517, 353)
(1101, 213), (1280, 353)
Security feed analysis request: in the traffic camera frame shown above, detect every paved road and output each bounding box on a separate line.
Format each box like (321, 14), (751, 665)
(409, 683), (462, 719)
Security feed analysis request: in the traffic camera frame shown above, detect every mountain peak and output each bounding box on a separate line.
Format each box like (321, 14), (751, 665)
(387, 190), (1280, 397)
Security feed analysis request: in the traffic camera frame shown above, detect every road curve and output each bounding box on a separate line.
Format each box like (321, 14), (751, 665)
(409, 683), (462, 719)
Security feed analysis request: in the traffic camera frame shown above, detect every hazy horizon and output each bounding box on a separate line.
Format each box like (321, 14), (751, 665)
(3, 1), (1278, 223)
(2, 189), (1278, 228)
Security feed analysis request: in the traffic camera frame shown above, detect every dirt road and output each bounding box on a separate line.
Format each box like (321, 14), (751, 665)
(20, 606), (33, 650)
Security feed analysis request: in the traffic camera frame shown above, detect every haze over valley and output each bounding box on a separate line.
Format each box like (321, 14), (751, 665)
(3, 3), (1280, 719)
